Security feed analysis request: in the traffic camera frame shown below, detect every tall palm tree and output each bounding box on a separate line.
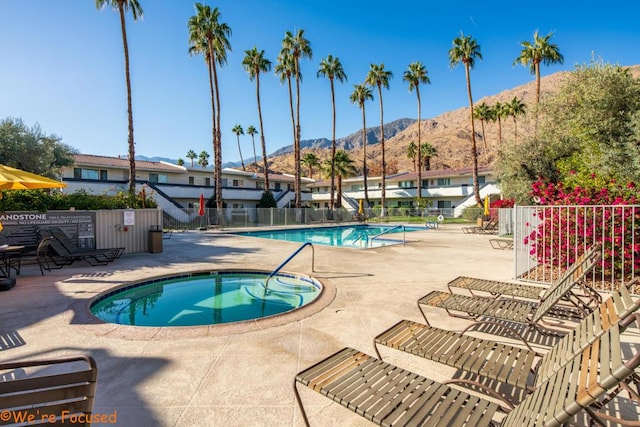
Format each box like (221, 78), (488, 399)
(507, 97), (526, 141)
(231, 124), (245, 170)
(246, 125), (258, 166)
(198, 150), (210, 168)
(449, 32), (483, 206)
(186, 149), (197, 167)
(514, 30), (564, 104)
(95, 0), (143, 199)
(406, 142), (417, 171)
(322, 150), (357, 208)
(403, 61), (430, 204)
(188, 3), (231, 212)
(365, 63), (393, 216)
(349, 83), (373, 207)
(242, 48), (272, 191)
(317, 54), (347, 210)
(275, 51), (297, 179)
(301, 152), (320, 179)
(421, 143), (437, 171)
(492, 101), (508, 146)
(473, 102), (491, 153)
(281, 29), (312, 208)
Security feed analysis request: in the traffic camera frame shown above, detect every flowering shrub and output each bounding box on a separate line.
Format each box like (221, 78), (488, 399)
(490, 198), (515, 209)
(526, 175), (640, 283)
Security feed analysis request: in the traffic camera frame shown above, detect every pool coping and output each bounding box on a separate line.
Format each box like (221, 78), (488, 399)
(70, 269), (337, 340)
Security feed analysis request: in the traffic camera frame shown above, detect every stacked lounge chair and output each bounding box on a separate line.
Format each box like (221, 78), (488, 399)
(38, 227), (124, 268)
(295, 314), (640, 426)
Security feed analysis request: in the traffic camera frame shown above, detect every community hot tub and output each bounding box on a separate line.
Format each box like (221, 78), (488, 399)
(90, 270), (323, 327)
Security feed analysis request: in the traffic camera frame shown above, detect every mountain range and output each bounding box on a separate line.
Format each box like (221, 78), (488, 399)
(139, 65), (640, 176)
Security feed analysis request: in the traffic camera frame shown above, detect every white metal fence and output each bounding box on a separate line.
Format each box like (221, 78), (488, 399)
(513, 205), (639, 292)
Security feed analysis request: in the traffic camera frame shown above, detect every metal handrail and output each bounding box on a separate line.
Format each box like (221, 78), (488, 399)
(352, 232), (369, 247)
(264, 242), (314, 291)
(369, 225), (406, 247)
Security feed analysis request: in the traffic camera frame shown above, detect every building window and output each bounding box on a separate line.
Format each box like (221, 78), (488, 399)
(437, 178), (451, 186)
(222, 178), (228, 187)
(478, 176), (486, 184)
(437, 200), (452, 209)
(205, 177), (211, 186)
(232, 203), (244, 208)
(275, 182), (281, 191)
(351, 184), (363, 191)
(256, 181), (264, 189)
(149, 173), (168, 184)
(232, 179), (243, 187)
(74, 168), (107, 181)
(421, 179), (428, 187)
(188, 176), (195, 185)
(398, 181), (414, 188)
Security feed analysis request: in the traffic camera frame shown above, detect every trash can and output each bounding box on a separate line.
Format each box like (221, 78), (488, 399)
(149, 225), (163, 253)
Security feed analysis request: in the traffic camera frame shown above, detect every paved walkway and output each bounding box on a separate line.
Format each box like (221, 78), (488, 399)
(2, 224), (519, 426)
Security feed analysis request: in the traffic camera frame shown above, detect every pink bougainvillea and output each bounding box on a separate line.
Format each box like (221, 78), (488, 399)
(528, 176), (640, 282)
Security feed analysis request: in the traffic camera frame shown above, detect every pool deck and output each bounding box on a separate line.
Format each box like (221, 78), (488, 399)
(0, 224), (635, 426)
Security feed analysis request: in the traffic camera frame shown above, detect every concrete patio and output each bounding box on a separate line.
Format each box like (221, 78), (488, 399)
(0, 224), (628, 426)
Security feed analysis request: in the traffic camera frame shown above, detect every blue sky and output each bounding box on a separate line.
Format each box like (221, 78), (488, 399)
(1, 1), (638, 164)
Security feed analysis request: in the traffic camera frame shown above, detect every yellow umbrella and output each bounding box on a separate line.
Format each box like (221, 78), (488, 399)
(483, 195), (490, 217)
(358, 199), (364, 215)
(0, 164), (67, 190)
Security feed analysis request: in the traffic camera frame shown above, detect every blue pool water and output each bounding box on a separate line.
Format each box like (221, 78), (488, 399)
(91, 271), (321, 327)
(233, 224), (424, 248)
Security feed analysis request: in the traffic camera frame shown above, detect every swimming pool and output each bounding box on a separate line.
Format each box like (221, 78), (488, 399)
(233, 224), (424, 248)
(90, 270), (322, 327)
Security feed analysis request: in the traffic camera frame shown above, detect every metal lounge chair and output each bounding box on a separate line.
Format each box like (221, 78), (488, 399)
(373, 285), (639, 396)
(418, 249), (602, 334)
(462, 218), (498, 235)
(0, 355), (98, 426)
(45, 227), (124, 261)
(38, 229), (123, 266)
(447, 243), (602, 303)
(295, 320), (640, 426)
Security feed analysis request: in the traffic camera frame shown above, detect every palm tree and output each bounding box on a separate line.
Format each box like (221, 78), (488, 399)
(242, 48), (272, 191)
(403, 61), (430, 204)
(186, 149), (197, 167)
(198, 150), (210, 168)
(492, 101), (509, 146)
(449, 31), (483, 206)
(281, 29), (312, 208)
(231, 124), (245, 170)
(177, 158), (185, 166)
(317, 54), (347, 210)
(246, 125), (258, 166)
(473, 102), (491, 153)
(95, 0), (143, 199)
(187, 3), (231, 212)
(406, 142), (417, 171)
(507, 97), (526, 141)
(301, 152), (320, 179)
(349, 83), (373, 207)
(365, 63), (393, 216)
(514, 30), (564, 104)
(275, 51), (297, 180)
(322, 150), (357, 208)
(421, 143), (438, 171)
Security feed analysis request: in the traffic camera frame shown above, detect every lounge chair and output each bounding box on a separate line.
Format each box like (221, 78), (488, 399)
(45, 227), (124, 261)
(0, 355), (98, 426)
(373, 285), (639, 397)
(489, 238), (513, 249)
(462, 218), (498, 235)
(447, 243), (602, 303)
(295, 318), (640, 426)
(418, 249), (602, 334)
(39, 228), (123, 266)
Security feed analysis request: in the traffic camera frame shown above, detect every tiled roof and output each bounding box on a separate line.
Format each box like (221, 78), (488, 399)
(73, 154), (185, 173)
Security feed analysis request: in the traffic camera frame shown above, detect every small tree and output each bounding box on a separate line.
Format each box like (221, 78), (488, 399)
(257, 190), (277, 208)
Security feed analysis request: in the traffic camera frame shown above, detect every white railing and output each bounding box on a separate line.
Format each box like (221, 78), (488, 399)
(513, 205), (639, 293)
